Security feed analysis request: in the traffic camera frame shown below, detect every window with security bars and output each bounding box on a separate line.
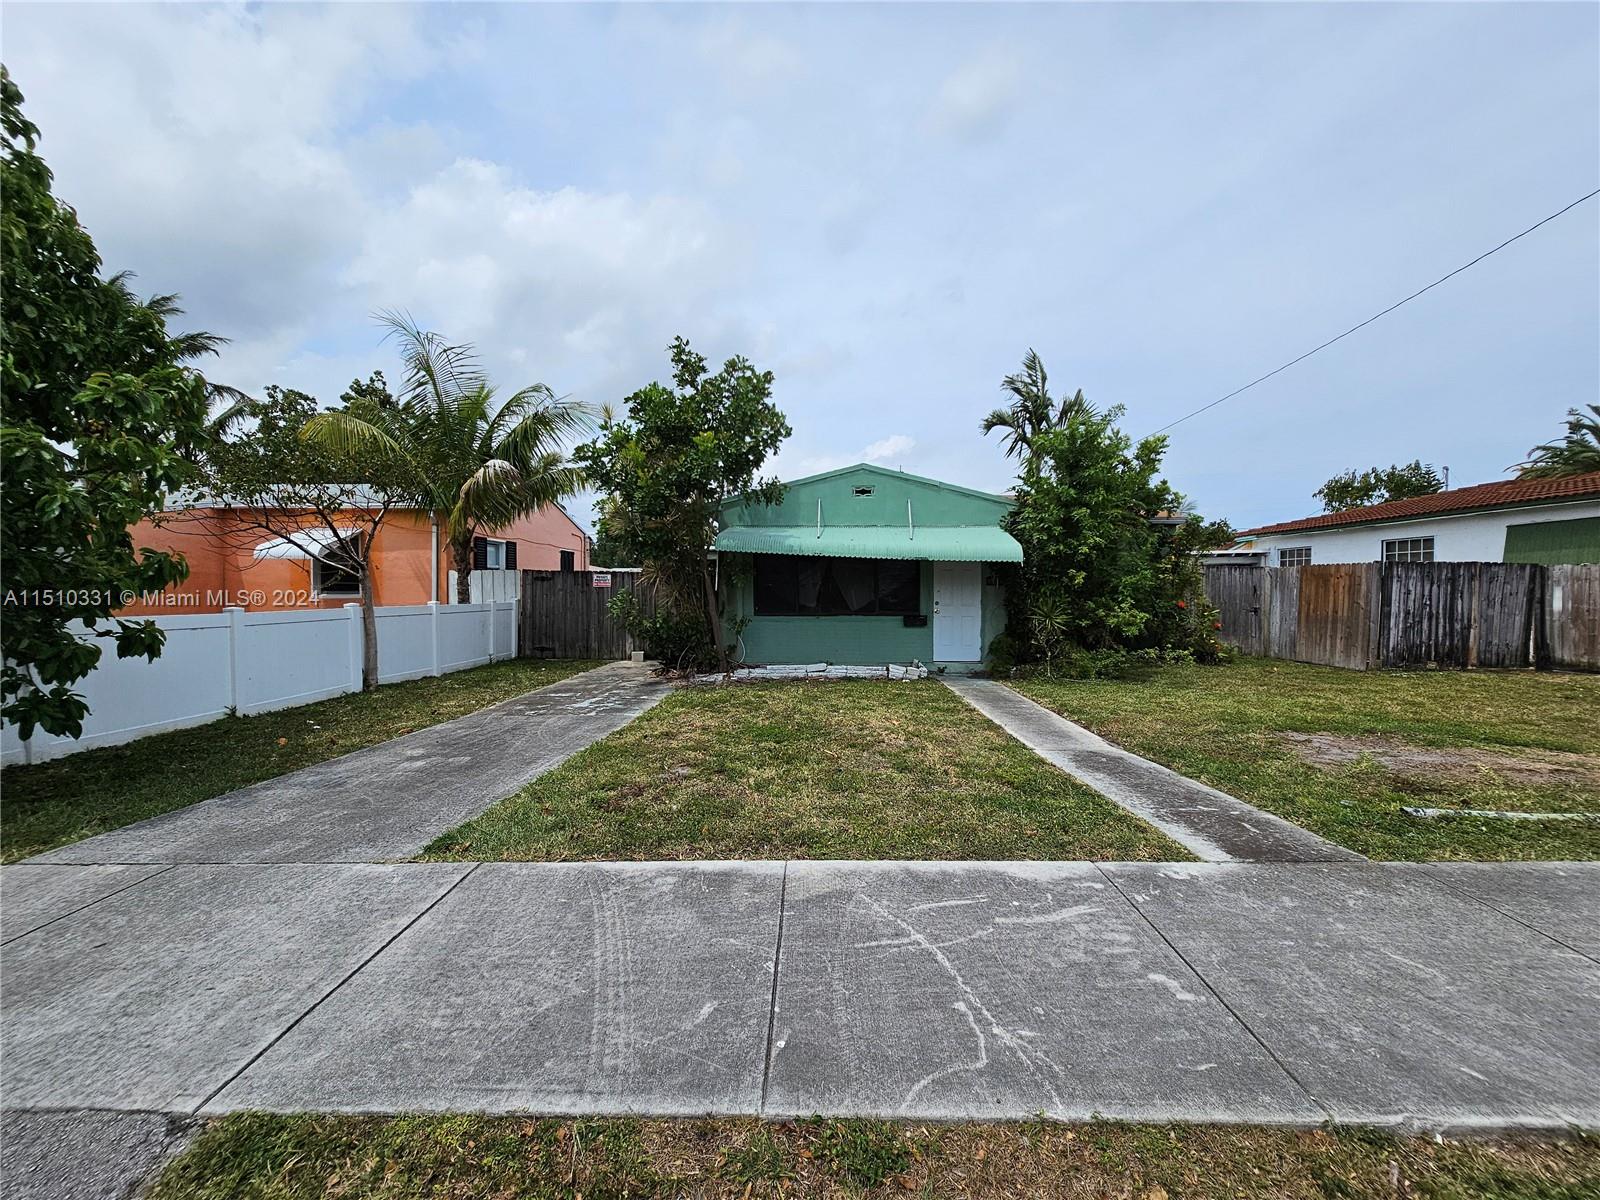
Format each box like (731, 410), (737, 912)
(1382, 536), (1435, 563)
(1278, 546), (1312, 567)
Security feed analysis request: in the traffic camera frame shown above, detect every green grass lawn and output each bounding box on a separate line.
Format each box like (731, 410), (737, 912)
(423, 680), (1190, 862)
(1011, 658), (1600, 862)
(0, 659), (601, 862)
(149, 1113), (1600, 1200)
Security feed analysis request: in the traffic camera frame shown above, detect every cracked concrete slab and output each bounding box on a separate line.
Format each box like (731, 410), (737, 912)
(944, 678), (1360, 863)
(1, 863), (469, 1111)
(1417, 861), (1600, 962)
(208, 861), (783, 1116)
(0, 864), (168, 944)
(27, 662), (669, 865)
(0, 1110), (195, 1200)
(1104, 862), (1600, 1129)
(763, 860), (1322, 1123)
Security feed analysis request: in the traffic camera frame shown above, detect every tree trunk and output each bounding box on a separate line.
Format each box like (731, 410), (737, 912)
(702, 561), (729, 675)
(359, 560), (379, 691)
(452, 536), (473, 604)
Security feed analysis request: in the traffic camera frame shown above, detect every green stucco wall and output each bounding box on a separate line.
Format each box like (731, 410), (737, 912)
(723, 464), (1012, 530)
(1503, 516), (1600, 565)
(728, 560), (1009, 667)
(720, 464), (1015, 667)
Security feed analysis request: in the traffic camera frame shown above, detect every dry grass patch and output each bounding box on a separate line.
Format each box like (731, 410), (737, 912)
(150, 1113), (1600, 1199)
(423, 680), (1189, 862)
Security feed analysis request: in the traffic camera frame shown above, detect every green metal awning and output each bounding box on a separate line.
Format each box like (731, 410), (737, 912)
(713, 524), (1022, 562)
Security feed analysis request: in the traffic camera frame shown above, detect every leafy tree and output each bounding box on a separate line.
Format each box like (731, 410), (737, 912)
(979, 348), (1094, 462)
(587, 520), (628, 568)
(576, 338), (790, 673)
(1516, 405), (1600, 479)
(1313, 460), (1443, 512)
(192, 383), (403, 690)
(301, 313), (587, 604)
(0, 66), (220, 738)
(983, 350), (1224, 671)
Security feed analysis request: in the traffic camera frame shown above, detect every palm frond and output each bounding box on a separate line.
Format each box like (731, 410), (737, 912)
(374, 309), (486, 411)
(493, 393), (594, 467)
(301, 409), (408, 460)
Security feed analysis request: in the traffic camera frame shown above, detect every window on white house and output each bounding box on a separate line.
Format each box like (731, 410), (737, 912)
(484, 539), (506, 570)
(312, 536), (362, 596)
(1278, 546), (1312, 567)
(1383, 536), (1435, 563)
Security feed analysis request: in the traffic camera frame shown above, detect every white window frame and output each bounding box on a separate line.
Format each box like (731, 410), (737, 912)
(1382, 536), (1435, 563)
(484, 538), (507, 570)
(311, 535), (363, 598)
(1278, 546), (1312, 567)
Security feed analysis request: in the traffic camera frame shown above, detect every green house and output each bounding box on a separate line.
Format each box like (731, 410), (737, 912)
(714, 464), (1022, 669)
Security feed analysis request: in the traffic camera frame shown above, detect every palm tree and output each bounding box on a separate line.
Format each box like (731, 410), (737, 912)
(1516, 405), (1600, 479)
(981, 348), (1096, 464)
(302, 312), (589, 602)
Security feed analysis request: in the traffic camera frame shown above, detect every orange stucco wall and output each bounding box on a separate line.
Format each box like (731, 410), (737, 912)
(121, 504), (589, 614)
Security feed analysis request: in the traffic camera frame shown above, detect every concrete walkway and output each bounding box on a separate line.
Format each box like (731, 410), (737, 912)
(3, 859), (1595, 1133)
(27, 661), (669, 865)
(944, 677), (1361, 862)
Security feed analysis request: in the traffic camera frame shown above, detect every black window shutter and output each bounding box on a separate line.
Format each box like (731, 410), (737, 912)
(504, 541), (517, 571)
(559, 549), (575, 573)
(472, 536), (488, 570)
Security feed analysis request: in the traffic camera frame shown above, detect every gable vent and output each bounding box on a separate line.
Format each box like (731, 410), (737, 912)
(853, 486), (875, 497)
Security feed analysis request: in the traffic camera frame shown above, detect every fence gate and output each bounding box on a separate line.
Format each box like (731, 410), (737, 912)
(518, 569), (655, 659)
(1203, 565), (1266, 656)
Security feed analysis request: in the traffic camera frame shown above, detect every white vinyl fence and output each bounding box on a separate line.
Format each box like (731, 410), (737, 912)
(447, 568), (522, 604)
(2, 601), (518, 766)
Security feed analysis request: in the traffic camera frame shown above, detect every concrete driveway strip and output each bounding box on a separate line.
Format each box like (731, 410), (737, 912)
(1417, 861), (1600, 962)
(0, 862), (471, 1111)
(0, 864), (170, 944)
(0, 1111), (195, 1200)
(763, 860), (1323, 1124)
(1103, 862), (1600, 1130)
(209, 861), (784, 1117)
(27, 661), (669, 865)
(943, 678), (1360, 863)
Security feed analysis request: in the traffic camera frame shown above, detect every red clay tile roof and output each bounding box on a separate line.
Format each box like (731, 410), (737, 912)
(1236, 472), (1600, 538)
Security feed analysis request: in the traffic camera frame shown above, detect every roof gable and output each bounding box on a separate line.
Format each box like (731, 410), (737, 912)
(721, 463), (1012, 529)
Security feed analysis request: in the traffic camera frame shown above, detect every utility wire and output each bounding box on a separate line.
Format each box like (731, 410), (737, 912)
(1145, 187), (1600, 438)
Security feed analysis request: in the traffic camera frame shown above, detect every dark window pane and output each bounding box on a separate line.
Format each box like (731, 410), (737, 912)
(830, 558), (878, 614)
(878, 560), (920, 613)
(754, 556), (793, 615)
(795, 558), (823, 615)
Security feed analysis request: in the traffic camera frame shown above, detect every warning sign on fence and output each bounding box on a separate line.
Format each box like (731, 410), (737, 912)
(592, 572), (612, 588)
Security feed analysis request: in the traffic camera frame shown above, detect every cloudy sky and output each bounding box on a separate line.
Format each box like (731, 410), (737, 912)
(6, 2), (1597, 531)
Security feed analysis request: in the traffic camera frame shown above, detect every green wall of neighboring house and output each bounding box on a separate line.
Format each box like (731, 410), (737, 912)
(1503, 516), (1600, 565)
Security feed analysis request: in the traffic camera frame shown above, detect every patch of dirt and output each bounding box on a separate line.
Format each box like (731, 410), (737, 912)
(1280, 732), (1600, 787)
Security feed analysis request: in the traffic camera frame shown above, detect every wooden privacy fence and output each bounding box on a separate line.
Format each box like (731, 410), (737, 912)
(1204, 562), (1600, 672)
(518, 569), (656, 659)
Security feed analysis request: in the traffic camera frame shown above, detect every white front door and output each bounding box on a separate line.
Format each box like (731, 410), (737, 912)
(933, 562), (983, 661)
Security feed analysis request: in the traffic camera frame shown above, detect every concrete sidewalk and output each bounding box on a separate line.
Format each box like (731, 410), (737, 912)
(944, 677), (1361, 862)
(3, 859), (1595, 1131)
(27, 661), (669, 865)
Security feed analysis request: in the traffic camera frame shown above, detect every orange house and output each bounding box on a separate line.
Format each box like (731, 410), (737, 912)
(121, 503), (589, 615)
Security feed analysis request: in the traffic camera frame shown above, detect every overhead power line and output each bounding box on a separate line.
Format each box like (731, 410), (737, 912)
(1145, 187), (1600, 438)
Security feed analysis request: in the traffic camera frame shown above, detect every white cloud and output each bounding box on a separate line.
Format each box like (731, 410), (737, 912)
(927, 44), (1025, 142)
(863, 434), (916, 463)
(343, 158), (734, 403)
(696, 19), (805, 96)
(771, 434), (918, 481)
